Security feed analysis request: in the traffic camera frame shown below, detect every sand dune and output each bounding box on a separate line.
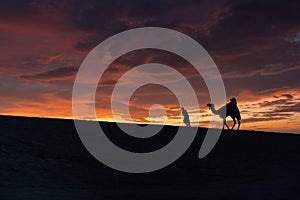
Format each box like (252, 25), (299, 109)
(0, 115), (299, 199)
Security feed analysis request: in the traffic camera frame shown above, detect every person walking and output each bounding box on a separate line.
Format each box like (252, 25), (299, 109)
(181, 107), (191, 127)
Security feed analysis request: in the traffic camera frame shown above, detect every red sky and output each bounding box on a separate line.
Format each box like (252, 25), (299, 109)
(0, 0), (300, 133)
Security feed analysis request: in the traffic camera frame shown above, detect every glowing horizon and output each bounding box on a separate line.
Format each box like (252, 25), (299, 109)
(1, 87), (299, 134)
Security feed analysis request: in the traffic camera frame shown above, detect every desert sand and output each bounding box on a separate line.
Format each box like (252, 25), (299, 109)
(0, 115), (299, 199)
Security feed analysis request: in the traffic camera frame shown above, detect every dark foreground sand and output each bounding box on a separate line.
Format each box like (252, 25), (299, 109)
(0, 116), (299, 200)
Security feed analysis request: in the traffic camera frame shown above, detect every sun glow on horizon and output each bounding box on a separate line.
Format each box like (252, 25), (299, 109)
(2, 88), (299, 134)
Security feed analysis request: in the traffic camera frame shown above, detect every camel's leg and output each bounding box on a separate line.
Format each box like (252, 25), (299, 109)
(224, 119), (230, 129)
(231, 117), (236, 130)
(237, 120), (241, 130)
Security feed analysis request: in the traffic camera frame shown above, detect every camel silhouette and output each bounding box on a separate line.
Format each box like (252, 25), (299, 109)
(207, 97), (241, 130)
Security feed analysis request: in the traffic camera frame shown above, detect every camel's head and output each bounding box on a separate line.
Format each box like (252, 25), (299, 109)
(207, 103), (214, 110)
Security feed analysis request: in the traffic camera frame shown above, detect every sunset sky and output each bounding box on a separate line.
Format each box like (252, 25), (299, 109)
(0, 0), (300, 133)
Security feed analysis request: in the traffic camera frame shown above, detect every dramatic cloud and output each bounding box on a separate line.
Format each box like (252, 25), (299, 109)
(20, 67), (78, 83)
(0, 0), (300, 133)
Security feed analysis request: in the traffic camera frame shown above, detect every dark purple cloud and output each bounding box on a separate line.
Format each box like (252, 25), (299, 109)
(203, 0), (300, 77)
(20, 67), (77, 83)
(281, 94), (294, 99)
(275, 102), (300, 113)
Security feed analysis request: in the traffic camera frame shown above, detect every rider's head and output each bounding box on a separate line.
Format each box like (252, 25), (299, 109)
(230, 97), (237, 104)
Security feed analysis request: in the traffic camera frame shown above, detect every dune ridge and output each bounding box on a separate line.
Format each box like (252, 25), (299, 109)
(0, 115), (299, 199)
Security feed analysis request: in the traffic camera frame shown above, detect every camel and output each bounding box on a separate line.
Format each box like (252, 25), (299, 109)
(207, 97), (241, 130)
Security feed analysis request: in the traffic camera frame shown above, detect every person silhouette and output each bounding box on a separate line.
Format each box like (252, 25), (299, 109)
(181, 107), (191, 127)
